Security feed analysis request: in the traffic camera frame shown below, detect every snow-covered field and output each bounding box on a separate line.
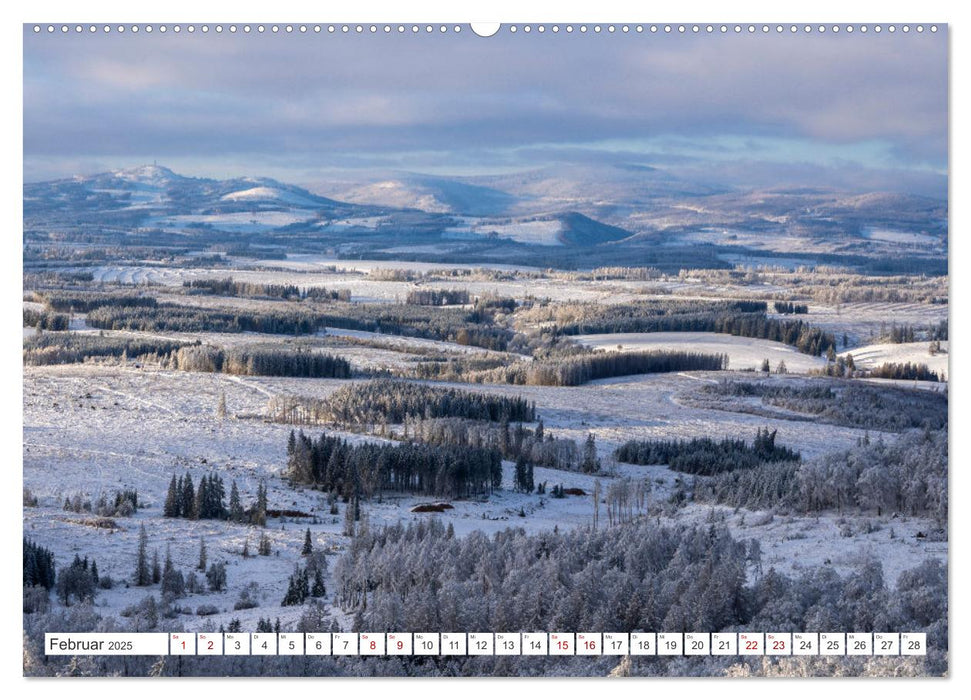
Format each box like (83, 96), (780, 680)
(22, 362), (945, 632)
(809, 302), (948, 348)
(21, 263), (949, 641)
(845, 341), (949, 378)
(573, 332), (828, 374)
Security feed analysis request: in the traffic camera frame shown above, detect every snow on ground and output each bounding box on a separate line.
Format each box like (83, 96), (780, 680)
(319, 327), (513, 358)
(573, 332), (828, 374)
(281, 255), (540, 274)
(444, 217), (565, 246)
(220, 187), (321, 207)
(845, 341), (949, 378)
(146, 210), (317, 234)
(861, 226), (942, 247)
(808, 302), (948, 349)
(23, 364), (944, 632)
(316, 216), (387, 231)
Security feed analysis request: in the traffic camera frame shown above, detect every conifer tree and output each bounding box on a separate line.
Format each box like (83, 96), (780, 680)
(311, 569), (326, 598)
(229, 480), (243, 522)
(514, 455), (528, 493)
(164, 475), (179, 517)
(253, 479), (268, 527)
(582, 434), (599, 474)
(197, 537), (207, 572)
(182, 474), (196, 519)
(135, 523), (150, 586)
(206, 562), (226, 592)
(302, 528), (314, 556)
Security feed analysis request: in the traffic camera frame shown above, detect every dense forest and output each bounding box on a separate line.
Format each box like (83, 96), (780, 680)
(86, 304), (322, 335)
(23, 538), (56, 593)
(405, 288), (470, 306)
(869, 362), (940, 382)
(21, 518), (947, 675)
(694, 379), (948, 432)
(773, 301), (809, 314)
(286, 431), (503, 500)
(327, 519), (946, 675)
(37, 290), (159, 313)
(84, 301), (514, 351)
(615, 428), (800, 475)
(520, 298), (764, 332)
(297, 380), (536, 426)
(695, 427), (947, 519)
(23, 308), (70, 330)
(171, 345), (351, 379)
(522, 298), (834, 356)
(404, 417), (600, 475)
(486, 350), (727, 387)
(23, 332), (190, 366)
(184, 277), (351, 301)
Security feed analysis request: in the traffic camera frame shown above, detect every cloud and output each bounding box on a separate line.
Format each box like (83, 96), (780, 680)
(23, 27), (947, 193)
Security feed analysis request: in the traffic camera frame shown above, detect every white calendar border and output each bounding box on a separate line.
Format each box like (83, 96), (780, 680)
(5, 0), (964, 698)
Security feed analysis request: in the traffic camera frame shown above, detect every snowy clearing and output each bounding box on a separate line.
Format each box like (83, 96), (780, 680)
(845, 341), (949, 378)
(573, 332), (828, 373)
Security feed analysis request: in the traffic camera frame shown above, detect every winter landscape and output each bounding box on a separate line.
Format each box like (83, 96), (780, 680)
(22, 25), (947, 678)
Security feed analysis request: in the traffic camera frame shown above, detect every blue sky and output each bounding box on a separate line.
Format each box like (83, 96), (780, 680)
(23, 26), (948, 195)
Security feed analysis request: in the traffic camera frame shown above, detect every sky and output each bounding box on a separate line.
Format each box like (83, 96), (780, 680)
(22, 25), (948, 196)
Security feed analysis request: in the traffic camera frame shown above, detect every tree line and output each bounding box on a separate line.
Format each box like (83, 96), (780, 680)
(695, 427), (947, 520)
(184, 277), (351, 302)
(405, 288), (470, 306)
(522, 298), (765, 334)
(85, 301), (514, 351)
(696, 379), (948, 432)
(774, 301), (809, 314)
(614, 428), (800, 475)
(163, 473), (268, 526)
(171, 345), (351, 379)
(482, 350), (727, 387)
(881, 320), (948, 344)
(38, 291), (158, 313)
(23, 308), (70, 330)
(23, 332), (189, 366)
(23, 538), (56, 592)
(546, 305), (835, 357)
(392, 417), (601, 476)
(86, 304), (321, 335)
(402, 416), (599, 475)
(869, 362), (940, 382)
(298, 380), (537, 426)
(286, 430), (503, 500)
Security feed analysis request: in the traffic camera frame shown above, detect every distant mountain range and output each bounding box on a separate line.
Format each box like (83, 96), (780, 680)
(23, 163), (947, 272)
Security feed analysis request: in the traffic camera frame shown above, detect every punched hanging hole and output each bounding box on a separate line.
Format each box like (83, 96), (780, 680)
(470, 23), (501, 37)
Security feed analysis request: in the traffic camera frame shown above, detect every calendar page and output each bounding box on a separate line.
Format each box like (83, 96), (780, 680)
(20, 13), (949, 680)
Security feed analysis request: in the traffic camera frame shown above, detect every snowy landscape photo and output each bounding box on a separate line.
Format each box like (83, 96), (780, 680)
(22, 22), (948, 677)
